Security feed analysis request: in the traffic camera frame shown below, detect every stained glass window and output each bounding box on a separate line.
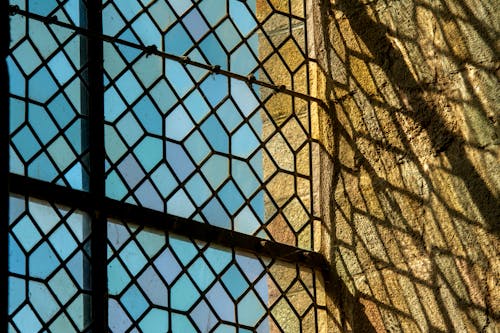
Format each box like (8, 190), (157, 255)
(6, 1), (327, 332)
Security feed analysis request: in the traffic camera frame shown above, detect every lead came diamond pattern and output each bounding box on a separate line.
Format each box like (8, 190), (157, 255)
(107, 219), (325, 333)
(8, 195), (92, 333)
(8, 0), (89, 190)
(103, 0), (315, 249)
(7, 0), (324, 332)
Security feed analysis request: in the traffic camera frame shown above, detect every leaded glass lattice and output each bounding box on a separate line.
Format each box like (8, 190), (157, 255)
(6, 0), (326, 332)
(7, 195), (92, 332)
(103, 0), (316, 250)
(108, 219), (326, 333)
(8, 0), (89, 190)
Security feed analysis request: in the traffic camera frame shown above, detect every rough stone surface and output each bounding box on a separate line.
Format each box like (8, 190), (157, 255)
(311, 0), (500, 331)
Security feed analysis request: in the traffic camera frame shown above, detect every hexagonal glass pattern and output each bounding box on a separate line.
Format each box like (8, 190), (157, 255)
(108, 219), (326, 333)
(8, 0), (89, 190)
(8, 195), (92, 333)
(103, 0), (315, 249)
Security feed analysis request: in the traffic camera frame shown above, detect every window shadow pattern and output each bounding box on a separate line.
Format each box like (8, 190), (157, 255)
(315, 0), (499, 331)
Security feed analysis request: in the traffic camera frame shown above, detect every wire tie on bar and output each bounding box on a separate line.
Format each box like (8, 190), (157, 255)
(47, 15), (58, 24)
(9, 5), (20, 16)
(246, 74), (256, 84)
(211, 64), (221, 74)
(145, 44), (157, 57)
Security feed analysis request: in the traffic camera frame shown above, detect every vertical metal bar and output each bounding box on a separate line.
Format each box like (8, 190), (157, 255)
(1, 0), (10, 332)
(79, 0), (93, 327)
(86, 0), (107, 331)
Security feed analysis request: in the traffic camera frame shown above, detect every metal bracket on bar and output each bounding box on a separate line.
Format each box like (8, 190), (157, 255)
(11, 8), (328, 110)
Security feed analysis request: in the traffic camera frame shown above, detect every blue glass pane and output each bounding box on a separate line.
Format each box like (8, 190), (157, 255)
(218, 181), (244, 215)
(166, 142), (195, 181)
(199, 33), (227, 69)
(134, 97), (163, 136)
(9, 11), (86, 189)
(230, 0), (257, 36)
(185, 173), (212, 205)
(121, 285), (149, 319)
(184, 9), (210, 41)
(232, 124), (260, 158)
(222, 265), (248, 299)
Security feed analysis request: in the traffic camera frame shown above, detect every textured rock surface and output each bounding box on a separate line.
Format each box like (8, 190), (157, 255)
(312, 0), (500, 331)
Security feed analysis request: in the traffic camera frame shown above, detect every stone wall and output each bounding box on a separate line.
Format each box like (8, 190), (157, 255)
(312, 0), (499, 331)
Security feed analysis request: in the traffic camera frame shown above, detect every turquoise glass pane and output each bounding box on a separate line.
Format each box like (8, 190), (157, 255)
(201, 115), (229, 153)
(218, 181), (244, 215)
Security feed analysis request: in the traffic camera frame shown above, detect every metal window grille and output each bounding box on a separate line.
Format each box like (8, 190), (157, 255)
(4, 1), (329, 332)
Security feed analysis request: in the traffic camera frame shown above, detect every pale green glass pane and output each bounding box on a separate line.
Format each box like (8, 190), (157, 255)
(237, 290), (265, 326)
(201, 154), (229, 189)
(171, 275), (200, 311)
(139, 309), (169, 332)
(165, 105), (194, 141)
(170, 0), (192, 15)
(188, 257), (215, 291)
(216, 19), (240, 51)
(217, 99), (243, 132)
(199, 0), (227, 26)
(202, 197), (231, 229)
(232, 124), (260, 158)
(184, 131), (210, 164)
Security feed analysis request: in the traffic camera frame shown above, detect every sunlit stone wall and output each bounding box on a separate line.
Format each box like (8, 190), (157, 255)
(314, 0), (499, 331)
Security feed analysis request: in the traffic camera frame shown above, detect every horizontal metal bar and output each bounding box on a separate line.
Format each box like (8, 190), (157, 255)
(9, 173), (331, 272)
(9, 6), (328, 110)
